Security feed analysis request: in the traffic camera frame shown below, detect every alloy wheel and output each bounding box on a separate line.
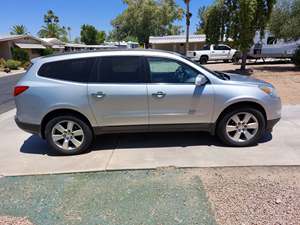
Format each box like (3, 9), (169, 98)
(51, 120), (84, 150)
(225, 112), (259, 143)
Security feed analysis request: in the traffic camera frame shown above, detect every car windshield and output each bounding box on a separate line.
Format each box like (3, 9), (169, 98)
(178, 54), (230, 80)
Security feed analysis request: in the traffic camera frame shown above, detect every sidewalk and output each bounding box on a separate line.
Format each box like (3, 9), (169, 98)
(0, 69), (25, 78)
(0, 106), (300, 176)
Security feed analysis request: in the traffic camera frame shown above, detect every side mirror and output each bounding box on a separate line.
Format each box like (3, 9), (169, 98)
(195, 74), (208, 86)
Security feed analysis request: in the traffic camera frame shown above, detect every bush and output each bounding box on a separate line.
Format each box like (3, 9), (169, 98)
(6, 59), (21, 70)
(292, 47), (300, 67)
(11, 47), (29, 63)
(41, 47), (54, 56)
(0, 58), (6, 68)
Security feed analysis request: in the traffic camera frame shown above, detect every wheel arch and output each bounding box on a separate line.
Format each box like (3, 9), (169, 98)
(211, 101), (267, 135)
(41, 108), (93, 139)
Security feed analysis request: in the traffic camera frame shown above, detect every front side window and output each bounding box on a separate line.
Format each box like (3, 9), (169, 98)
(147, 57), (199, 84)
(96, 56), (144, 83)
(38, 58), (95, 82)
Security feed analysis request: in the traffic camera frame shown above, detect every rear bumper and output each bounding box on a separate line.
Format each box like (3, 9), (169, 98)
(266, 118), (280, 132)
(15, 116), (40, 135)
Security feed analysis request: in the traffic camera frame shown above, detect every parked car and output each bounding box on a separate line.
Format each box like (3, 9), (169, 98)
(187, 44), (239, 64)
(14, 49), (281, 155)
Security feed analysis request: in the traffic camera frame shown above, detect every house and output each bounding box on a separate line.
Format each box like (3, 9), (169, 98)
(0, 35), (51, 60)
(149, 34), (206, 54)
(40, 38), (65, 53)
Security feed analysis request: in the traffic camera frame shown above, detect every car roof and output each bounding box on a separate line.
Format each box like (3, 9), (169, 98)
(32, 48), (184, 64)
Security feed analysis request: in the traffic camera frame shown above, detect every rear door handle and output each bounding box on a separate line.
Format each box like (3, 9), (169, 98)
(92, 91), (106, 99)
(152, 91), (166, 99)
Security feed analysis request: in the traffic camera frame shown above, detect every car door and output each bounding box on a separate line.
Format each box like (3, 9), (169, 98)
(211, 45), (225, 60)
(145, 57), (214, 125)
(88, 56), (148, 127)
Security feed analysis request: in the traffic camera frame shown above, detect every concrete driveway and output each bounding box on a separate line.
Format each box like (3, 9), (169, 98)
(0, 105), (299, 176)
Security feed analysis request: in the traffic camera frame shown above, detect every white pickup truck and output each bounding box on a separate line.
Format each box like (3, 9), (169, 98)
(187, 44), (239, 64)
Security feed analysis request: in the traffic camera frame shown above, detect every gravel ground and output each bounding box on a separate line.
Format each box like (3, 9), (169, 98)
(0, 216), (33, 225)
(205, 61), (300, 105)
(192, 167), (300, 225)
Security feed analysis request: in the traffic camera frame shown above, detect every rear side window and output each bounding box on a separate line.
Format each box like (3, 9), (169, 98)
(95, 56), (144, 83)
(38, 58), (95, 82)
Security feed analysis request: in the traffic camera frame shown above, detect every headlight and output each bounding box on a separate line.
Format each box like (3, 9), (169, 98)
(259, 85), (278, 97)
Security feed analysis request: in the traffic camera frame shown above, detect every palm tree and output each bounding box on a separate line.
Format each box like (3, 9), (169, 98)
(10, 25), (28, 35)
(38, 23), (62, 38)
(183, 0), (191, 54)
(67, 27), (71, 42)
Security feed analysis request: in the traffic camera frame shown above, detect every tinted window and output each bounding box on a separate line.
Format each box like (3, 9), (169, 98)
(96, 56), (143, 83)
(38, 58), (94, 82)
(214, 45), (230, 50)
(147, 57), (199, 84)
(202, 45), (210, 50)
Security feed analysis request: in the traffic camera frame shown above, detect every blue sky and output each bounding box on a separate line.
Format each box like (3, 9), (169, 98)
(0, 0), (213, 39)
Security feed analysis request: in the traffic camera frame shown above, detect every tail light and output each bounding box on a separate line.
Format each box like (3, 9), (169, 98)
(14, 86), (29, 97)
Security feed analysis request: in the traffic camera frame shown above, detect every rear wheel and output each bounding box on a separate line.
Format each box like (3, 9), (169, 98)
(45, 115), (93, 155)
(217, 108), (266, 147)
(199, 56), (208, 64)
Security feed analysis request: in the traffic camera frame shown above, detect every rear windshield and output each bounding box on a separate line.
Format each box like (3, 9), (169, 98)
(38, 58), (95, 82)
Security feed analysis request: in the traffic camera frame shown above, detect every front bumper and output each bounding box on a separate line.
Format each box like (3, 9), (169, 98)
(266, 118), (280, 132)
(15, 116), (40, 135)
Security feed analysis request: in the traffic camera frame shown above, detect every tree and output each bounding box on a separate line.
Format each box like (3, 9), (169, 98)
(10, 25), (28, 35)
(204, 0), (276, 70)
(269, 0), (300, 41)
(80, 24), (98, 45)
(38, 10), (69, 42)
(183, 0), (192, 54)
(96, 31), (106, 44)
(111, 0), (183, 47)
(195, 6), (207, 34)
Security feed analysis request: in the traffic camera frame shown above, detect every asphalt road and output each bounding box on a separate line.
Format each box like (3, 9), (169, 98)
(0, 73), (23, 114)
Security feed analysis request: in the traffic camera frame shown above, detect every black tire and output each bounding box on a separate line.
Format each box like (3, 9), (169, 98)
(216, 107), (266, 147)
(232, 54), (240, 64)
(199, 56), (208, 64)
(45, 115), (93, 155)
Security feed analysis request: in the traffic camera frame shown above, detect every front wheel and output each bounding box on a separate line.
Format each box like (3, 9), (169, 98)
(45, 115), (93, 155)
(217, 108), (266, 147)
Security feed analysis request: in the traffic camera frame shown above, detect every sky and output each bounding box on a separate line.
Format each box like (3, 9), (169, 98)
(0, 0), (213, 40)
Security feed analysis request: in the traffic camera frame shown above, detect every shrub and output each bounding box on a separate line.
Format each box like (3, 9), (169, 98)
(41, 47), (54, 56)
(11, 47), (29, 62)
(6, 59), (21, 70)
(22, 61), (32, 69)
(0, 58), (6, 68)
(292, 47), (300, 67)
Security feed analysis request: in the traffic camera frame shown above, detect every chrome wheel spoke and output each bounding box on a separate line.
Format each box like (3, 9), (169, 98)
(247, 122), (258, 129)
(55, 124), (66, 134)
(67, 121), (74, 131)
(232, 131), (241, 142)
(73, 129), (83, 137)
(52, 134), (64, 142)
(244, 130), (253, 140)
(231, 115), (240, 124)
(62, 139), (69, 149)
(243, 113), (252, 123)
(70, 138), (81, 148)
(226, 125), (237, 132)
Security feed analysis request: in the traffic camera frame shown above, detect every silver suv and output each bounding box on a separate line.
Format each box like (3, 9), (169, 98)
(14, 50), (281, 155)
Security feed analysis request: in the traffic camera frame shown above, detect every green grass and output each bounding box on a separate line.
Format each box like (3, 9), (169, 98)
(0, 169), (216, 225)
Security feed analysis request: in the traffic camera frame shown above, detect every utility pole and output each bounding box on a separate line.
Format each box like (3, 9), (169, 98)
(184, 0), (192, 55)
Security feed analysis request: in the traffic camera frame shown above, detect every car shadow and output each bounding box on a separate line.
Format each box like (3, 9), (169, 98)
(20, 131), (273, 156)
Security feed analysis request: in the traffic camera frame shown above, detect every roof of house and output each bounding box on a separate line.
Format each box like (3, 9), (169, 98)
(15, 43), (46, 49)
(149, 34), (206, 44)
(0, 34), (51, 46)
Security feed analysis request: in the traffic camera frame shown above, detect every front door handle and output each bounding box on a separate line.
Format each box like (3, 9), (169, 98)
(152, 91), (166, 99)
(91, 91), (106, 99)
